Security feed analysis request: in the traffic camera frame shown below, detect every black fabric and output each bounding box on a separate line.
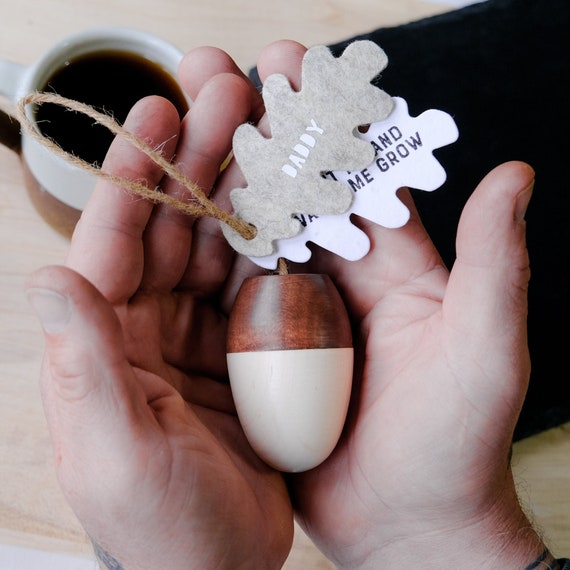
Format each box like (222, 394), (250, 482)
(249, 0), (570, 441)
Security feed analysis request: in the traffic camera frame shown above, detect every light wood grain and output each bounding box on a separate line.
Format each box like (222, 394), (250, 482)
(1, 1), (569, 567)
(0, 0), (450, 81)
(512, 423), (570, 556)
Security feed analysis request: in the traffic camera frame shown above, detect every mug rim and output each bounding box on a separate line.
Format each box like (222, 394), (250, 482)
(25, 26), (184, 99)
(20, 26), (186, 211)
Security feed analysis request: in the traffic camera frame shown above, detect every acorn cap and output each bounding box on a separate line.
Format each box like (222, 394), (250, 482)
(227, 273), (352, 353)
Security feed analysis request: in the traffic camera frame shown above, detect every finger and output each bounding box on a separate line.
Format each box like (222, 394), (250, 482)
(141, 72), (254, 294)
(25, 266), (162, 475)
(444, 161), (534, 404)
(179, 46), (264, 122)
(256, 39), (307, 90)
(254, 40), (307, 138)
(66, 96), (181, 303)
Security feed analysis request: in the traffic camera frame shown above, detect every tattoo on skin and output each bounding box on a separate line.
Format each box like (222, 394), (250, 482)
(92, 540), (125, 570)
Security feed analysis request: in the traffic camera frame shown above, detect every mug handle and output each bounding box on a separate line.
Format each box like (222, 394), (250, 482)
(0, 59), (26, 152)
(0, 59), (26, 102)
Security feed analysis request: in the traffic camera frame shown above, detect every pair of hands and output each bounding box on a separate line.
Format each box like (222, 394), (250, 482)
(26, 40), (542, 569)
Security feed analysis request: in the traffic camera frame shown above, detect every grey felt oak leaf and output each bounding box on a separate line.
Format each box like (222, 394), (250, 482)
(221, 40), (394, 257)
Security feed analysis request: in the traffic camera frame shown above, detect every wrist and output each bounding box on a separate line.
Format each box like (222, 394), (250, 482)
(342, 471), (547, 569)
(352, 518), (545, 569)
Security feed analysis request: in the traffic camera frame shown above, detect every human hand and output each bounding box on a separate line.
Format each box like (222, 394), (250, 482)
(26, 37), (548, 570)
(25, 64), (293, 569)
(247, 41), (544, 569)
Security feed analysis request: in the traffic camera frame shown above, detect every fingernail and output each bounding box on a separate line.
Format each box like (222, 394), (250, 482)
(515, 180), (534, 222)
(26, 288), (72, 334)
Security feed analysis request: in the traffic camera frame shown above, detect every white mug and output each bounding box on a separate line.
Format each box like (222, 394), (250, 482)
(0, 27), (187, 236)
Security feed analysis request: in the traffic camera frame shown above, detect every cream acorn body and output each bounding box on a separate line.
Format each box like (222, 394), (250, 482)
(226, 274), (353, 472)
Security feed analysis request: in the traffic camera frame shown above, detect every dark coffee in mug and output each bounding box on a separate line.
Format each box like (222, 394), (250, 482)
(35, 49), (189, 165)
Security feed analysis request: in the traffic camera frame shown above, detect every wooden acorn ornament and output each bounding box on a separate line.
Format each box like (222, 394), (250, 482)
(227, 273), (353, 472)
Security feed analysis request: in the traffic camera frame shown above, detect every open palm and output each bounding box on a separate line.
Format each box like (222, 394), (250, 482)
(30, 79), (293, 569)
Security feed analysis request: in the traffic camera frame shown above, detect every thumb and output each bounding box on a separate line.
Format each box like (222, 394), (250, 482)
(25, 265), (144, 470)
(444, 161), (534, 417)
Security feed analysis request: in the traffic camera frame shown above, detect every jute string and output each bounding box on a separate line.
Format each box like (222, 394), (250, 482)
(16, 92), (256, 240)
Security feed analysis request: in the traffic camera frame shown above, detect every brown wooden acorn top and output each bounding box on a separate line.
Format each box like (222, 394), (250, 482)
(227, 273), (352, 353)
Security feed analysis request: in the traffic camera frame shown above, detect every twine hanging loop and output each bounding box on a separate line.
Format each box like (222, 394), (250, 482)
(16, 92), (256, 240)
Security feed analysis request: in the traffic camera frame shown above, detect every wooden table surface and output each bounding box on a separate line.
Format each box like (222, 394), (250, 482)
(1, 1), (568, 567)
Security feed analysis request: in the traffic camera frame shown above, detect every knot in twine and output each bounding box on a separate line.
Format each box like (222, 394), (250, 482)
(16, 92), (256, 241)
